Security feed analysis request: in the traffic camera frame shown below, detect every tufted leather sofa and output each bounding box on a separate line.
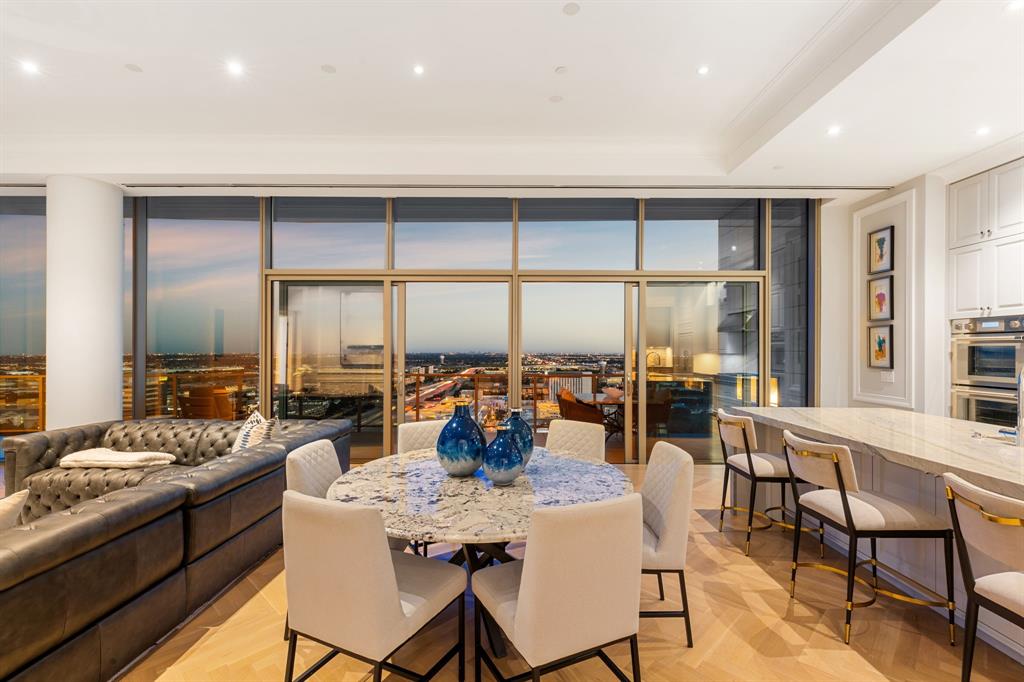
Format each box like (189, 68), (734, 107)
(0, 417), (351, 681)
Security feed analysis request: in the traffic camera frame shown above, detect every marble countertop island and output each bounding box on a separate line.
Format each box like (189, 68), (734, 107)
(733, 407), (1024, 499)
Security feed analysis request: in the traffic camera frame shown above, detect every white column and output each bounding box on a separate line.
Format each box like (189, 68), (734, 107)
(45, 175), (124, 428)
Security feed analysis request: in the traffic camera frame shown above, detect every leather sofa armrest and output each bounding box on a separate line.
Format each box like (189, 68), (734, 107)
(144, 442), (288, 506)
(2, 422), (118, 493)
(0, 482), (187, 591)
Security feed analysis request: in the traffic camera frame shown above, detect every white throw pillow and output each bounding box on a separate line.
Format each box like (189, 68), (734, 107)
(233, 411), (275, 452)
(0, 490), (29, 529)
(59, 448), (176, 468)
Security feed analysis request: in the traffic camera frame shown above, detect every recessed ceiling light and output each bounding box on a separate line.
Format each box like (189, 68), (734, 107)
(1006, 0), (1023, 12)
(696, 64), (710, 77)
(827, 124), (842, 137)
(730, 245), (737, 252)
(549, 95), (564, 103)
(554, 65), (568, 75)
(413, 64), (425, 76)
(124, 63), (143, 73)
(563, 2), (581, 16)
(772, 164), (784, 171)
(976, 126), (991, 136)
(321, 64), (336, 74)
(19, 60), (40, 75)
(226, 60), (244, 77)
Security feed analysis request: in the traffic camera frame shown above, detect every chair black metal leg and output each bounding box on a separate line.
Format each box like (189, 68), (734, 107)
(474, 594), (482, 682)
(284, 630), (297, 682)
(719, 468), (729, 532)
(745, 478), (757, 555)
(373, 662), (383, 682)
(944, 534), (957, 645)
(869, 538), (878, 588)
(656, 572), (665, 601)
(789, 509), (802, 597)
(283, 613), (289, 641)
(678, 570), (693, 648)
(630, 634), (642, 682)
(780, 482), (787, 529)
(844, 535), (858, 644)
(962, 599), (979, 682)
(458, 593), (466, 681)
(531, 669), (541, 681)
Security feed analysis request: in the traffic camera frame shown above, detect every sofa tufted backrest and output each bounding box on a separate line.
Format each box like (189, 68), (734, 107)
(102, 420), (218, 465)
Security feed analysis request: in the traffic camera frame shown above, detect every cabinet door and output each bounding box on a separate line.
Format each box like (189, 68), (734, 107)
(948, 243), (989, 317)
(990, 233), (1024, 316)
(990, 159), (1024, 240)
(948, 174), (989, 249)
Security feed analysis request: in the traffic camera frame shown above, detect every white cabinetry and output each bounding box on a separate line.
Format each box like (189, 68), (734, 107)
(948, 160), (1024, 317)
(990, 159), (1024, 240)
(948, 173), (989, 248)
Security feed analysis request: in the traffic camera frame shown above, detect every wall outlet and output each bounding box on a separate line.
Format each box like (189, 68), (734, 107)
(880, 370), (895, 384)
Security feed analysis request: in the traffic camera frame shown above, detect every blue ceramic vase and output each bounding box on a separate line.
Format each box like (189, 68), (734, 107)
(436, 401), (486, 477)
(483, 425), (524, 486)
(502, 408), (533, 465)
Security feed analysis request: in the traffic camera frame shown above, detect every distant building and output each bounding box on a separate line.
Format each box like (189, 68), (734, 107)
(548, 374), (592, 398)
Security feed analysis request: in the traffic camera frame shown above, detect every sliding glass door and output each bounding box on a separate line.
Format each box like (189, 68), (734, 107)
(520, 281), (637, 463)
(642, 280), (760, 463)
(395, 282), (510, 427)
(271, 281), (386, 459)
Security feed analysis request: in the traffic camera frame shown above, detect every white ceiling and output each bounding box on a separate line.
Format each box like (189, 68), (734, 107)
(1, 0), (1022, 192)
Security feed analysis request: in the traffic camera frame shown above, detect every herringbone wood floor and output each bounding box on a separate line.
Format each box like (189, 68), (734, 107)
(122, 465), (1023, 681)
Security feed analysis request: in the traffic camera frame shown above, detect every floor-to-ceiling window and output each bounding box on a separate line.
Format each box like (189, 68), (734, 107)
(770, 199), (812, 407)
(0, 197), (46, 436)
(272, 197), (387, 269)
(123, 198), (134, 419)
(401, 282), (510, 426)
(271, 281), (385, 459)
(146, 197), (260, 418)
(521, 282), (628, 461)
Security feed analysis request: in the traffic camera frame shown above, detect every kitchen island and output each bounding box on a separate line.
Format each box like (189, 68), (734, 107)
(730, 407), (1023, 659)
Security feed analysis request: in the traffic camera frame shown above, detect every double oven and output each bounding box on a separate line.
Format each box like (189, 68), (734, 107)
(950, 315), (1024, 427)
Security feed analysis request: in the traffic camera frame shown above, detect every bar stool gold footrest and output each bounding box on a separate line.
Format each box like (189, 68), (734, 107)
(790, 561), (877, 608)
(763, 507), (827, 540)
(719, 505), (773, 531)
(861, 557), (953, 610)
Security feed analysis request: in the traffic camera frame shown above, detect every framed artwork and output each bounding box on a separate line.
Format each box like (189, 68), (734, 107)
(868, 325), (894, 369)
(868, 225), (894, 274)
(867, 275), (894, 321)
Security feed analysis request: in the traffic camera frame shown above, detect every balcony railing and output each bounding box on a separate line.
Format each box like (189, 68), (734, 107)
(0, 375), (45, 435)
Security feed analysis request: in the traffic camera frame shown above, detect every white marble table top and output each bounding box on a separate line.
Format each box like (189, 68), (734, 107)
(733, 407), (1024, 498)
(326, 447), (633, 544)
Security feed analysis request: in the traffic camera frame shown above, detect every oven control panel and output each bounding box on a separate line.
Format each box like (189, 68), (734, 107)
(952, 316), (1024, 335)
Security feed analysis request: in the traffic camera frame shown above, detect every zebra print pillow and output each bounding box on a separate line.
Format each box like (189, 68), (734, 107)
(232, 411), (276, 452)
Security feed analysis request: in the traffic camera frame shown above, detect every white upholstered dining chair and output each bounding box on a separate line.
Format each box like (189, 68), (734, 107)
(471, 494), (643, 681)
(639, 441), (694, 647)
(282, 491), (467, 682)
(944, 473), (1024, 682)
(397, 419), (447, 454)
(545, 419), (605, 461)
(285, 439), (341, 499)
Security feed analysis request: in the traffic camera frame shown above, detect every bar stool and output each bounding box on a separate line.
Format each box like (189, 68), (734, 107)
(716, 410), (823, 556)
(783, 429), (956, 645)
(944, 473), (1024, 682)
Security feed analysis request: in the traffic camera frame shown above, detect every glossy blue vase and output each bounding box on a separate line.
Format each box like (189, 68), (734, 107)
(483, 425), (524, 486)
(502, 408), (533, 465)
(436, 402), (485, 477)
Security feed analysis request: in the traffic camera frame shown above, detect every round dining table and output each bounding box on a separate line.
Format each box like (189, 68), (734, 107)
(326, 446), (633, 657)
